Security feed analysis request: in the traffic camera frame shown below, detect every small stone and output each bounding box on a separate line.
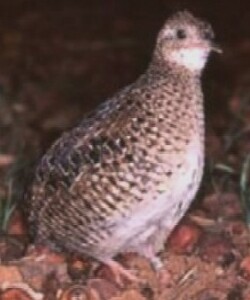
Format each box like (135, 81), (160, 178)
(168, 223), (201, 253)
(240, 256), (250, 279)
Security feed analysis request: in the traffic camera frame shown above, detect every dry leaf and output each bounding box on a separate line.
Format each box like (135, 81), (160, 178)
(0, 288), (33, 300)
(0, 265), (22, 284)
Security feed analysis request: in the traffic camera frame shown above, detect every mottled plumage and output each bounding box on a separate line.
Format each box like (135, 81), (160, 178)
(25, 11), (219, 271)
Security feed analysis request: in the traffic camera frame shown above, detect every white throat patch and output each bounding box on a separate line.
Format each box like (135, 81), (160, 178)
(170, 48), (209, 71)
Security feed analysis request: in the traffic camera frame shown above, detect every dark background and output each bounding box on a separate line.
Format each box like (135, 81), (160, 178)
(0, 0), (250, 156)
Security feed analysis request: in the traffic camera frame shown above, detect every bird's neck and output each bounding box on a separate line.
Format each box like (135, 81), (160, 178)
(147, 55), (203, 81)
(137, 58), (205, 141)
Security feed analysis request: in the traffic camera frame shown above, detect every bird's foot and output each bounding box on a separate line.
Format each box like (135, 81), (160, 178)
(104, 259), (139, 285)
(157, 267), (171, 287)
(138, 245), (171, 286)
(138, 244), (163, 271)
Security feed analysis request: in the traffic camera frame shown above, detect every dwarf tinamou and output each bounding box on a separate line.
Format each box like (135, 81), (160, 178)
(25, 11), (220, 280)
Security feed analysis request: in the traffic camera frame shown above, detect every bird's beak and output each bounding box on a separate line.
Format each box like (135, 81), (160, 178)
(211, 42), (222, 53)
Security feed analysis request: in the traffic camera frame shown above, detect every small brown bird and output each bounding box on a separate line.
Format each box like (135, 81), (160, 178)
(25, 11), (220, 279)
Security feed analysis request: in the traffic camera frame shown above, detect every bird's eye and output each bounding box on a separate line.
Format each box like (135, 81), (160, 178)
(176, 29), (186, 39)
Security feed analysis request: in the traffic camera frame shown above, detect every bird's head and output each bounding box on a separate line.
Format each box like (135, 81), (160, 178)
(154, 11), (221, 73)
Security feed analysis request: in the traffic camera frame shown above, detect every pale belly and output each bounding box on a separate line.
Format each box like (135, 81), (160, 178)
(96, 140), (204, 260)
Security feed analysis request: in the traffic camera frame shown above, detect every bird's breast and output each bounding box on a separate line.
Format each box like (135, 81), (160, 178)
(106, 136), (204, 248)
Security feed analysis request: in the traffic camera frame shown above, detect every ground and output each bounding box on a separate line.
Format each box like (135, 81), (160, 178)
(0, 1), (250, 299)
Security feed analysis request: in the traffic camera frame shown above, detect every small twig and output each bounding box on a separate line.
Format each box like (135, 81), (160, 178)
(169, 267), (198, 300)
(189, 214), (217, 227)
(177, 266), (198, 286)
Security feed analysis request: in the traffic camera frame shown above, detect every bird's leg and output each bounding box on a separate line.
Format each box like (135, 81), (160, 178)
(134, 224), (168, 270)
(139, 244), (171, 286)
(104, 259), (139, 284)
(139, 244), (164, 271)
